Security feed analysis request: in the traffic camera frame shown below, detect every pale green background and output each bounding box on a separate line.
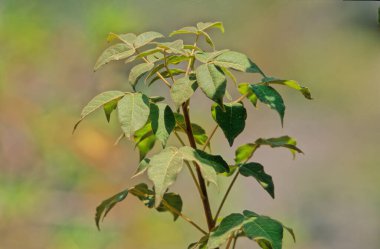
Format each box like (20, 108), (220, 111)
(1, 0), (379, 248)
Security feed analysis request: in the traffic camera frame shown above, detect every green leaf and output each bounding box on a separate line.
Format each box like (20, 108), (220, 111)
(239, 162), (275, 198)
(251, 84), (285, 126)
(234, 143), (259, 164)
(235, 136), (302, 163)
(207, 213), (245, 248)
(148, 69), (186, 86)
(170, 76), (198, 106)
(167, 55), (191, 65)
(179, 146), (229, 186)
(132, 158), (150, 178)
(195, 50), (229, 63)
(157, 192), (183, 221)
(149, 96), (165, 103)
(221, 67), (237, 85)
(133, 122), (156, 160)
(103, 99), (118, 122)
(147, 147), (184, 205)
(74, 91), (125, 131)
(157, 40), (186, 54)
(196, 64), (226, 106)
(196, 21), (225, 33)
(198, 30), (215, 48)
(262, 78), (312, 100)
(174, 113), (208, 146)
(150, 103), (176, 147)
(107, 33), (136, 47)
(169, 26), (198, 37)
(94, 43), (135, 71)
(95, 189), (129, 230)
(211, 103), (247, 146)
(188, 235), (209, 249)
(134, 31), (164, 48)
(242, 213), (284, 249)
(213, 51), (263, 74)
(238, 83), (257, 107)
(118, 93), (150, 139)
(255, 136), (303, 157)
(129, 183), (183, 221)
(129, 62), (154, 88)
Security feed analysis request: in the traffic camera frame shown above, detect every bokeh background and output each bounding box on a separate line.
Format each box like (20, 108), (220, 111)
(1, 0), (379, 248)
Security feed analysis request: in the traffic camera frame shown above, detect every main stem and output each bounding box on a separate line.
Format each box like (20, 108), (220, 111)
(182, 101), (215, 231)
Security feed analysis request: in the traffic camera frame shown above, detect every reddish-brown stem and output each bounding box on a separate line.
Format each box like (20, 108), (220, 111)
(181, 100), (215, 231)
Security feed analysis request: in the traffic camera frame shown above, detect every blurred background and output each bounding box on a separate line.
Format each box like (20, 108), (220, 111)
(1, 0), (379, 248)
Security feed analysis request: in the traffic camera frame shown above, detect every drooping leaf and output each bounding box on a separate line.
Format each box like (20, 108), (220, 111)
(133, 122), (156, 160)
(74, 91), (125, 131)
(207, 213), (245, 248)
(147, 147), (184, 205)
(196, 21), (225, 33)
(157, 40), (186, 54)
(150, 103), (176, 147)
(157, 192), (183, 221)
(242, 213), (284, 249)
(213, 51), (263, 74)
(117, 93), (150, 138)
(211, 103), (247, 146)
(179, 146), (229, 186)
(239, 162), (275, 198)
(129, 183), (155, 208)
(95, 189), (129, 230)
(132, 158), (150, 178)
(196, 63), (226, 106)
(134, 31), (164, 48)
(198, 30), (215, 48)
(251, 84), (285, 126)
(262, 78), (312, 100)
(170, 76), (198, 106)
(221, 67), (237, 85)
(238, 83), (257, 107)
(129, 62), (154, 88)
(174, 113), (208, 146)
(188, 235), (209, 249)
(94, 43), (135, 71)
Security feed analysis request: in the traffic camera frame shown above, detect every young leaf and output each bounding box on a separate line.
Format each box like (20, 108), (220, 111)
(174, 113), (208, 146)
(95, 189), (129, 230)
(169, 26), (198, 37)
(213, 51), (263, 74)
(179, 146), (229, 186)
(262, 78), (312, 100)
(243, 214), (284, 249)
(195, 64), (227, 106)
(74, 91), (125, 131)
(134, 31), (164, 48)
(251, 84), (285, 126)
(147, 147), (184, 205)
(133, 122), (156, 160)
(198, 30), (215, 48)
(118, 93), (150, 138)
(94, 43), (135, 71)
(129, 62), (154, 88)
(239, 162), (275, 198)
(211, 103), (247, 146)
(150, 103), (176, 147)
(170, 76), (198, 107)
(197, 21), (225, 33)
(238, 83), (257, 107)
(207, 213), (245, 248)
